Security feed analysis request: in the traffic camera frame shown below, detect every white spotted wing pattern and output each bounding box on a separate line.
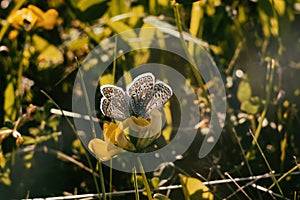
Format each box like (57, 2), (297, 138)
(100, 72), (172, 120)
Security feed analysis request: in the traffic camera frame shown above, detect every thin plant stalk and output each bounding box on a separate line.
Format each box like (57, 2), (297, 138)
(251, 184), (289, 200)
(231, 127), (263, 200)
(171, 1), (210, 105)
(224, 172), (252, 200)
(225, 172), (271, 200)
(112, 37), (118, 84)
(137, 157), (153, 200)
(76, 59), (97, 138)
(75, 59), (107, 200)
(232, 127), (254, 176)
(45, 146), (100, 177)
(98, 161), (107, 200)
(268, 163), (300, 190)
(41, 90), (102, 199)
(133, 167), (140, 200)
(249, 129), (284, 196)
(109, 159), (113, 200)
(31, 171), (300, 199)
(252, 59), (275, 144)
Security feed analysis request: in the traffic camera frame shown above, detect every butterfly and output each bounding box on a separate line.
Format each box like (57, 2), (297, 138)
(100, 72), (173, 121)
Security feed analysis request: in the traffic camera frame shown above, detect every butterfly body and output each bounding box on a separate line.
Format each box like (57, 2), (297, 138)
(100, 72), (172, 120)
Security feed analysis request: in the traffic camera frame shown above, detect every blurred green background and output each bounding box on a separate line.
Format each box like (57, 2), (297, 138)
(1, 0), (300, 199)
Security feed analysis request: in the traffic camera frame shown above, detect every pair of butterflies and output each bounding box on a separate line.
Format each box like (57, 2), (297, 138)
(100, 72), (173, 121)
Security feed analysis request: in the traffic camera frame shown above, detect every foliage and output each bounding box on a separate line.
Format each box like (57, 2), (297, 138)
(0, 0), (300, 199)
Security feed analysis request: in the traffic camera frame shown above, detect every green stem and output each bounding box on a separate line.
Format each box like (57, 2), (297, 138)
(172, 1), (210, 105)
(76, 60), (97, 138)
(112, 37), (117, 84)
(249, 129), (284, 197)
(137, 157), (153, 200)
(133, 166), (140, 200)
(149, 0), (156, 15)
(251, 59), (275, 146)
(268, 163), (300, 190)
(98, 161), (107, 200)
(109, 159), (113, 200)
(40, 90), (102, 199)
(76, 60), (106, 200)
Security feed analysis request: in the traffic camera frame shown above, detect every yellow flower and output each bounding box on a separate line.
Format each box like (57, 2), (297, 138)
(8, 5), (58, 31)
(103, 122), (136, 151)
(88, 137), (120, 161)
(28, 5), (58, 30)
(122, 109), (162, 150)
(88, 122), (136, 161)
(8, 30), (19, 40)
(88, 109), (162, 161)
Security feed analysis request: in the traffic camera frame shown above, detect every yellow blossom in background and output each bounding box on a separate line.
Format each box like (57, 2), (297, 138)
(8, 7), (38, 31)
(88, 109), (162, 161)
(28, 5), (59, 30)
(8, 30), (19, 40)
(8, 4), (58, 31)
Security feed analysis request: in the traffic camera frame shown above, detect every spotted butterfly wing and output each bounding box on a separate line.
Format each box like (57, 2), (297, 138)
(126, 73), (155, 117)
(144, 81), (172, 118)
(100, 85), (130, 120)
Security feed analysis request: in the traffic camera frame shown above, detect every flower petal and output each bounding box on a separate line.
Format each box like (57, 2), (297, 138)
(103, 123), (136, 151)
(8, 8), (38, 31)
(37, 9), (58, 30)
(88, 138), (119, 161)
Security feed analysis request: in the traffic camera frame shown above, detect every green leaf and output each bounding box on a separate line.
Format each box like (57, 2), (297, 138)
(69, 37), (89, 51)
(240, 100), (260, 114)
(258, 0), (278, 37)
(151, 177), (160, 188)
(179, 174), (214, 200)
(70, 0), (108, 21)
(32, 34), (64, 70)
(139, 23), (157, 49)
(35, 132), (61, 144)
(105, 20), (141, 50)
(0, 170), (11, 186)
(128, 5), (144, 27)
(0, 151), (7, 169)
(190, 1), (205, 36)
(28, 127), (40, 136)
(109, 0), (129, 16)
(24, 151), (34, 169)
(240, 96), (262, 114)
(75, 0), (107, 12)
(105, 20), (137, 37)
(237, 76), (252, 103)
(22, 136), (36, 145)
(153, 193), (170, 200)
(273, 0), (286, 16)
(47, 115), (60, 132)
(4, 80), (17, 121)
(99, 73), (115, 85)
